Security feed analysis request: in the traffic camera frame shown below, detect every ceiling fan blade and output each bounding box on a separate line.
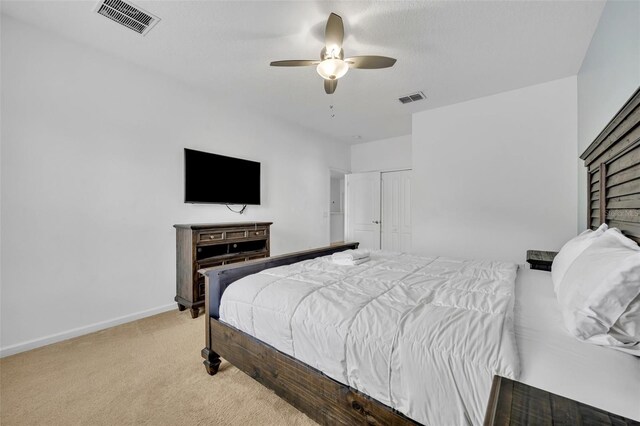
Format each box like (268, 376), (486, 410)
(324, 13), (344, 52)
(270, 60), (318, 67)
(345, 56), (397, 69)
(324, 79), (337, 94)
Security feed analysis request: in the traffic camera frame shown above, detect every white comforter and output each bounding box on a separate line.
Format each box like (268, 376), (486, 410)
(220, 251), (520, 425)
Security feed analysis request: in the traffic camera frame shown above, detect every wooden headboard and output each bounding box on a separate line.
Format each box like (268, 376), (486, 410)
(580, 87), (640, 244)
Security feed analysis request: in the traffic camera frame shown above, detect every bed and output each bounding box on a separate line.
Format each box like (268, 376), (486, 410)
(199, 87), (640, 425)
(514, 268), (639, 421)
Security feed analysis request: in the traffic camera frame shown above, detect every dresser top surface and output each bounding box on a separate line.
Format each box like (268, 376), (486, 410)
(174, 222), (273, 230)
(525, 250), (558, 263)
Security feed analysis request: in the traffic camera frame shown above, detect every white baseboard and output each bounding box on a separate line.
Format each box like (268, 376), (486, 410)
(0, 303), (177, 358)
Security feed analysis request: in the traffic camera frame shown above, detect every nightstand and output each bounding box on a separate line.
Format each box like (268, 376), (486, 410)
(526, 250), (558, 271)
(484, 376), (638, 425)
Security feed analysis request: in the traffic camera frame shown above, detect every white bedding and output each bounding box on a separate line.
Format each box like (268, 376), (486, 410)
(220, 251), (520, 425)
(515, 268), (640, 421)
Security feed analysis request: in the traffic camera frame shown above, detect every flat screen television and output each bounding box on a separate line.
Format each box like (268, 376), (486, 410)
(184, 148), (261, 205)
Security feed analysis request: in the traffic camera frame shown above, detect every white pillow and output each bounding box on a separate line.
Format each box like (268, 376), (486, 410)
(610, 293), (640, 353)
(551, 223), (608, 293)
(557, 229), (640, 353)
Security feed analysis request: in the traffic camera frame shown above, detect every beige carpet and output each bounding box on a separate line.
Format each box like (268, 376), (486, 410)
(0, 310), (316, 426)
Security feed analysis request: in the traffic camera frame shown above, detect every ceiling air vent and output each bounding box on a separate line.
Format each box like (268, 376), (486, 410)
(94, 0), (160, 36)
(398, 91), (426, 104)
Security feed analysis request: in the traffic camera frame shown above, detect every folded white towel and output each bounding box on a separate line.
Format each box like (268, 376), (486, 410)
(332, 257), (369, 266)
(331, 249), (370, 261)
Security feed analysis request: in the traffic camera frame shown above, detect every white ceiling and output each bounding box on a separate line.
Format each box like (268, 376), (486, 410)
(1, 0), (605, 144)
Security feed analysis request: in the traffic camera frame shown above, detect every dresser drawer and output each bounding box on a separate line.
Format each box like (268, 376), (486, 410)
(225, 230), (248, 240)
(198, 231), (224, 243)
(248, 228), (268, 238)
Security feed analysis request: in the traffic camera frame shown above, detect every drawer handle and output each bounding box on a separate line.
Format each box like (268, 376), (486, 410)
(255, 231), (260, 235)
(209, 235), (214, 239)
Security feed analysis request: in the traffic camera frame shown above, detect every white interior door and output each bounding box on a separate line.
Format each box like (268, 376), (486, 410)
(345, 172), (381, 250)
(381, 170), (412, 252)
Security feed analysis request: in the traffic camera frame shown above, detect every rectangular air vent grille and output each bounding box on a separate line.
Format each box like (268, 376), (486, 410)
(95, 0), (160, 36)
(399, 91), (426, 104)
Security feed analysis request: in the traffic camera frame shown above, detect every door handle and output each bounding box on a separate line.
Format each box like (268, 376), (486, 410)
(372, 220), (380, 224)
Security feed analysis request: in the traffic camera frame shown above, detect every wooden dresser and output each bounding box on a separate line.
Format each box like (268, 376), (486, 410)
(174, 222), (272, 318)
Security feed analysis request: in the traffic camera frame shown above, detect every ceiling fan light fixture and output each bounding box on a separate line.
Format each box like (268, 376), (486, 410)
(270, 13), (396, 93)
(316, 58), (349, 80)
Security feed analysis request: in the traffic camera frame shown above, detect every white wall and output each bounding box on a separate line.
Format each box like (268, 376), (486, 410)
(350, 135), (411, 173)
(0, 17), (350, 355)
(330, 177), (343, 213)
(330, 213), (344, 243)
(329, 177), (344, 243)
(412, 77), (578, 263)
(577, 0), (640, 231)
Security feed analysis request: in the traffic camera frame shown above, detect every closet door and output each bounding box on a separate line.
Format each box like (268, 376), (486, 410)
(381, 170), (412, 252)
(345, 172), (381, 250)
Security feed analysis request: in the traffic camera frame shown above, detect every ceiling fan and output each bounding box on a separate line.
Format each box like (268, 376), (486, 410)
(270, 13), (397, 94)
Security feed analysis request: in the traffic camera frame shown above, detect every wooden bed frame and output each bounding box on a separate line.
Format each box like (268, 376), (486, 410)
(199, 242), (419, 425)
(581, 86), (640, 242)
(199, 87), (640, 425)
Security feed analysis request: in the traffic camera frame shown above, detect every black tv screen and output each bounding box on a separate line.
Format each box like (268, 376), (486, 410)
(184, 148), (261, 205)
